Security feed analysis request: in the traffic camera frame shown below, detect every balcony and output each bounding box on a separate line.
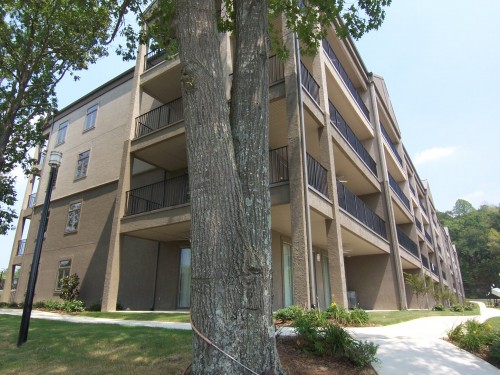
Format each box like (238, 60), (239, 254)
(269, 146), (289, 184)
(420, 201), (428, 216)
(125, 174), (189, 216)
(421, 254), (429, 269)
(425, 230), (433, 244)
(307, 154), (328, 197)
(135, 98), (184, 138)
(322, 39), (369, 119)
(337, 181), (387, 239)
(27, 193), (36, 208)
(144, 49), (171, 71)
(396, 227), (419, 258)
(300, 62), (320, 104)
(415, 218), (423, 232)
(381, 124), (402, 166)
(269, 55), (285, 85)
(409, 184), (416, 196)
(329, 101), (377, 176)
(16, 239), (26, 256)
(430, 263), (438, 276)
(388, 173), (410, 210)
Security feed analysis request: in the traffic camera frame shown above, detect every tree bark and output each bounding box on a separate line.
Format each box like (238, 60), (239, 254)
(175, 0), (280, 373)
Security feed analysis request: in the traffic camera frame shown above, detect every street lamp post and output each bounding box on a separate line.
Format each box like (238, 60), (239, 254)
(18, 151), (62, 347)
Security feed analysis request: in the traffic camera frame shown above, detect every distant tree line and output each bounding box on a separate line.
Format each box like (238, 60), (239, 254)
(438, 199), (500, 298)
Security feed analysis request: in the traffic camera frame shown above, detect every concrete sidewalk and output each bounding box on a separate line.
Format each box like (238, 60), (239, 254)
(2, 302), (499, 374)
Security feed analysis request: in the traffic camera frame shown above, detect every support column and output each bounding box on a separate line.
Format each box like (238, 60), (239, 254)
(368, 76), (408, 310)
(101, 42), (146, 311)
(283, 23), (310, 308)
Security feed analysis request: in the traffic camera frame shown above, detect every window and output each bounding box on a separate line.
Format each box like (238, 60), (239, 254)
(56, 121), (68, 145)
(55, 259), (72, 291)
(75, 150), (90, 178)
(66, 202), (82, 233)
(84, 104), (98, 131)
(178, 248), (191, 308)
(11, 264), (21, 289)
(282, 242), (293, 307)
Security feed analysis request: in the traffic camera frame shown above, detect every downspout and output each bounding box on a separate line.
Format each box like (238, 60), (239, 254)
(151, 242), (161, 310)
(294, 34), (317, 308)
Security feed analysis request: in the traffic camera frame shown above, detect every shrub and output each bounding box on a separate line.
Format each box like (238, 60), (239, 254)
(294, 309), (326, 343)
(274, 305), (304, 323)
(432, 304), (445, 311)
(33, 301), (46, 309)
(464, 303), (475, 311)
(325, 303), (350, 324)
(349, 308), (369, 325)
(62, 300), (85, 312)
(448, 320), (496, 353)
(44, 300), (64, 311)
(450, 304), (464, 312)
(7, 302), (20, 308)
(60, 273), (80, 301)
(345, 340), (380, 367)
(490, 338), (500, 365)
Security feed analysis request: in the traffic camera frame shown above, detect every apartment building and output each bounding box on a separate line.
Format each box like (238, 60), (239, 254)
(1, 16), (464, 311)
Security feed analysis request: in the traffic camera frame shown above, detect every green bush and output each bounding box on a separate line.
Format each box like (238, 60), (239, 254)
(33, 301), (46, 309)
(345, 340), (379, 367)
(62, 300), (85, 312)
(44, 300), (64, 310)
(349, 308), (369, 325)
(432, 304), (445, 311)
(273, 305), (304, 323)
(490, 338), (500, 365)
(449, 304), (464, 312)
(464, 303), (475, 311)
(448, 320), (496, 353)
(325, 303), (350, 324)
(60, 273), (80, 301)
(87, 303), (102, 312)
(0, 302), (10, 308)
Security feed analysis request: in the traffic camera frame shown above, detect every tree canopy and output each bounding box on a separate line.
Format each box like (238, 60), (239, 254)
(438, 200), (500, 298)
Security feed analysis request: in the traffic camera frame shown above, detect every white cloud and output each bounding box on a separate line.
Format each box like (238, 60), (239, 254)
(413, 146), (456, 166)
(461, 191), (491, 208)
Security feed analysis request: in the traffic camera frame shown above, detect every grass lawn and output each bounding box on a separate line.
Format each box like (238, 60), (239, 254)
(485, 317), (500, 330)
(0, 315), (192, 374)
(368, 305), (480, 326)
(79, 311), (190, 323)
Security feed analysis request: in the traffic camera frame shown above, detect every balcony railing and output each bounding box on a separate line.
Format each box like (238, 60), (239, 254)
(397, 227), (419, 258)
(269, 55), (285, 85)
(388, 173), (410, 210)
(425, 230), (433, 244)
(421, 254), (429, 269)
(306, 154), (328, 197)
(420, 201), (428, 216)
(322, 39), (370, 119)
(269, 146), (289, 184)
(415, 218), (423, 232)
(27, 193), (36, 208)
(125, 174), (189, 216)
(300, 62), (320, 104)
(135, 98), (184, 138)
(329, 101), (377, 176)
(337, 181), (387, 239)
(409, 184), (416, 196)
(144, 49), (169, 71)
(381, 124), (403, 166)
(16, 239), (26, 256)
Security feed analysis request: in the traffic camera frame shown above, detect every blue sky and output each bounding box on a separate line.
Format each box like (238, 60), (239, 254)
(1, 1), (499, 269)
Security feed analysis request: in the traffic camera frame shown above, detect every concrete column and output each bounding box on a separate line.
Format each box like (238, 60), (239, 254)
(101, 42), (146, 312)
(368, 76), (408, 310)
(283, 22), (310, 308)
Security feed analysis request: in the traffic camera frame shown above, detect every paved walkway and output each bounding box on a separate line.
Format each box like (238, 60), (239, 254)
(1, 302), (500, 374)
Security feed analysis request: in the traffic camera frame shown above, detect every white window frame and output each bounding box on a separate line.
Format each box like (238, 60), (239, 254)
(75, 150), (90, 179)
(83, 104), (98, 131)
(65, 201), (82, 233)
(55, 259), (72, 291)
(56, 121), (68, 145)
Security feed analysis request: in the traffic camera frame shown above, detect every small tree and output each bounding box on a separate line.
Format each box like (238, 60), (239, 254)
(59, 273), (80, 302)
(404, 272), (428, 308)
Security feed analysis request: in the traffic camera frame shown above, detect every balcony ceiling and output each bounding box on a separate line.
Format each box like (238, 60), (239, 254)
(133, 133), (187, 171)
(141, 60), (182, 104)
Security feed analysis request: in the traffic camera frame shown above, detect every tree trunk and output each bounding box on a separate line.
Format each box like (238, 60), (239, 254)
(175, 0), (280, 373)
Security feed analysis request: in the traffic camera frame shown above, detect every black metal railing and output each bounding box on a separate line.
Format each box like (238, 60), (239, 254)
(337, 181), (387, 239)
(269, 146), (289, 184)
(125, 174), (189, 216)
(397, 227), (419, 258)
(27, 193), (36, 208)
(380, 124), (402, 166)
(306, 154), (328, 197)
(329, 101), (377, 176)
(269, 55), (285, 85)
(17, 239), (26, 256)
(421, 254), (429, 269)
(388, 173), (410, 210)
(425, 230), (433, 244)
(409, 184), (416, 196)
(135, 98), (184, 138)
(322, 39), (370, 119)
(415, 218), (423, 232)
(144, 49), (169, 71)
(420, 201), (428, 216)
(300, 62), (320, 104)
